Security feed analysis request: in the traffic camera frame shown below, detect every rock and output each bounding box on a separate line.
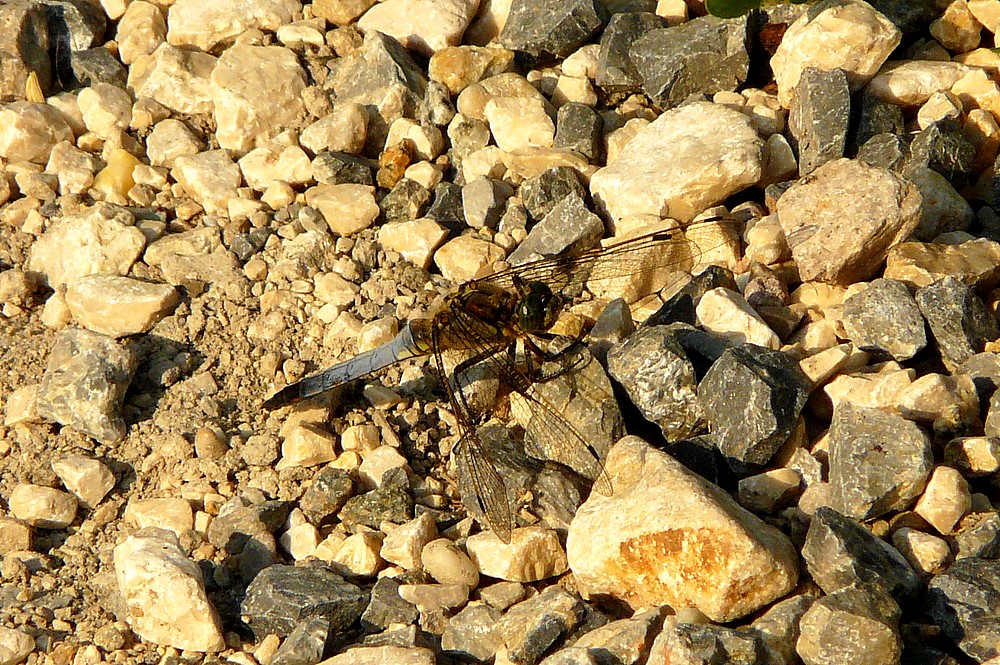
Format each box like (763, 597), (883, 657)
(943, 436), (1000, 477)
(926, 557), (1000, 661)
(0, 102), (74, 164)
(380, 513), (437, 570)
(867, 60), (971, 107)
(895, 373), (979, 438)
(695, 287), (782, 350)
(840, 278), (927, 361)
(318, 646), (435, 665)
(50, 455), (115, 506)
(305, 184), (380, 237)
(124, 498), (194, 536)
(167, 0), (299, 52)
(421, 538), (479, 587)
(913, 465), (971, 535)
(360, 576), (419, 632)
(466, 526), (567, 582)
(27, 206), (145, 288)
(498, 0), (606, 60)
(377, 219), (449, 270)
(884, 238), (1000, 291)
(128, 43), (217, 116)
(606, 325), (702, 441)
(210, 45), (307, 152)
(356, 0), (480, 56)
(238, 144), (313, 191)
(114, 528), (225, 652)
(35, 328), (137, 444)
(954, 512), (1000, 560)
(775, 158), (921, 285)
(65, 275), (179, 338)
(567, 437), (798, 622)
(908, 120), (977, 184)
(171, 149), (242, 217)
(902, 166), (973, 241)
(77, 82), (132, 139)
(737, 468), (802, 514)
(483, 96), (554, 152)
(590, 101), (762, 223)
(891, 527), (951, 576)
(648, 619), (766, 665)
(397, 582), (468, 614)
(311, 152), (374, 186)
(0, 2), (51, 97)
(339, 469), (413, 528)
(146, 118), (204, 168)
(788, 67), (851, 175)
(276, 422), (338, 470)
(268, 615), (329, 665)
(70, 45), (128, 87)
(0, 627), (35, 665)
(428, 45), (515, 95)
(380, 178), (432, 224)
(497, 587), (583, 664)
(915, 276), (999, 370)
(442, 603), (502, 661)
(770, 0), (901, 107)
(630, 15), (749, 109)
(143, 227), (244, 291)
(553, 102), (600, 161)
(595, 12), (667, 97)
(116, 1), (166, 65)
(241, 564), (368, 638)
(796, 583), (902, 665)
(301, 103), (368, 156)
(801, 507), (922, 602)
(433, 235), (505, 282)
(312, 0), (376, 25)
(572, 608), (664, 665)
(698, 344), (810, 469)
(506, 194), (603, 265)
(827, 402), (932, 521)
(330, 531), (385, 577)
(8, 484), (77, 529)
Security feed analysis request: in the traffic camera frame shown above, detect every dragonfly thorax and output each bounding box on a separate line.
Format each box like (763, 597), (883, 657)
(516, 280), (562, 333)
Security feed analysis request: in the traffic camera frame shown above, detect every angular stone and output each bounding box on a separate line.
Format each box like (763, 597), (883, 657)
(442, 603), (502, 661)
(269, 616), (329, 665)
(166, 0), (300, 52)
(377, 218), (449, 270)
(506, 194), (603, 265)
(695, 287), (781, 350)
(428, 45), (515, 96)
(356, 0), (480, 57)
(466, 526), (567, 583)
(590, 101), (762, 224)
(497, 587), (583, 664)
(630, 15), (749, 109)
(8, 484), (77, 529)
(0, 102), (74, 164)
(128, 43), (217, 116)
(553, 102), (600, 161)
(50, 455), (115, 507)
(124, 497), (194, 536)
(648, 619), (766, 665)
(238, 145), (313, 191)
(483, 96), (554, 152)
(311, 152), (374, 186)
(498, 0), (606, 60)
(114, 528), (225, 652)
(519, 166), (586, 222)
(927, 557), (1000, 662)
(116, 0), (165, 65)
(901, 166), (974, 241)
(916, 276), (999, 370)
(595, 12), (667, 96)
(913, 465), (971, 535)
(802, 507), (921, 602)
(171, 149), (241, 217)
(567, 437), (799, 622)
(304, 184), (380, 237)
(884, 238), (1000, 291)
(775, 158), (921, 285)
(789, 67), (850, 175)
(0, 2), (52, 97)
(35, 328), (137, 444)
(360, 576), (418, 632)
(65, 275), (179, 338)
(796, 584), (902, 665)
(698, 344), (810, 469)
(908, 120), (977, 184)
(841, 278), (927, 361)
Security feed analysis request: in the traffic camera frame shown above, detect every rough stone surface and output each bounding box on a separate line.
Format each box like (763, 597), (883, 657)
(927, 557), (1000, 662)
(841, 278), (927, 361)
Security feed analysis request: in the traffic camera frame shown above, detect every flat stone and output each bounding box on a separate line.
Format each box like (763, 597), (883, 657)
(789, 67), (850, 175)
(128, 43), (217, 116)
(775, 158), (921, 285)
(567, 437), (799, 622)
(590, 101), (762, 224)
(65, 275), (179, 338)
(356, 0), (480, 56)
(885, 238), (1000, 290)
(35, 328), (137, 444)
(305, 184), (380, 237)
(124, 497), (194, 536)
(0, 102), (74, 164)
(167, 0), (299, 52)
(210, 45), (307, 152)
(770, 0), (901, 107)
(114, 528), (225, 652)
(8, 483), (77, 529)
(498, 0), (606, 59)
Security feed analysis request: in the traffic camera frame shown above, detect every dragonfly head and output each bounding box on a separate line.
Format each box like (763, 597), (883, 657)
(516, 281), (561, 333)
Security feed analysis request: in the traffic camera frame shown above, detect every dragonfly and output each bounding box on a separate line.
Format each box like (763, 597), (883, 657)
(264, 217), (737, 542)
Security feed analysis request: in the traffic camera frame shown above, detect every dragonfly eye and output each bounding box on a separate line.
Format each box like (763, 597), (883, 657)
(517, 283), (558, 332)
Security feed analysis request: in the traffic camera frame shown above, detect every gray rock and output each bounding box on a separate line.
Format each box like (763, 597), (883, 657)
(554, 103), (601, 161)
(360, 576), (419, 632)
(0, 1), (52, 97)
(311, 152), (374, 186)
(507, 194), (603, 266)
(866, 0), (938, 36)
(850, 90), (905, 155)
(529, 466), (585, 533)
(907, 120), (976, 185)
(751, 594), (814, 665)
(698, 344), (810, 469)
(422, 79), (455, 126)
(381, 179), (431, 223)
(447, 115), (491, 159)
(69, 46), (128, 88)
(594, 12), (667, 97)
(36, 328), (137, 445)
(207, 495), (291, 582)
(926, 557), (1000, 662)
(648, 620), (766, 665)
(462, 177), (514, 229)
(841, 278), (927, 361)
(498, 0), (607, 60)
(607, 326), (702, 440)
(241, 564), (368, 639)
(916, 276), (1000, 370)
(957, 353), (1000, 406)
(41, 0), (106, 52)
(520, 166), (587, 222)
(953, 511), (1000, 560)
(339, 467), (414, 528)
(797, 583), (902, 665)
(789, 67), (850, 175)
(588, 298), (636, 365)
(571, 608), (662, 665)
(441, 603), (502, 662)
(630, 15), (749, 109)
(828, 402), (932, 521)
(856, 133), (909, 171)
(270, 615), (330, 665)
(802, 507), (921, 603)
(299, 466), (354, 525)
(498, 586), (584, 665)
(328, 31), (426, 108)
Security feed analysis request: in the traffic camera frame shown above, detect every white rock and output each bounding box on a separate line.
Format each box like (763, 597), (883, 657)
(305, 184), (380, 236)
(590, 102), (762, 224)
(238, 144), (313, 191)
(434, 234), (505, 282)
(167, 0), (301, 52)
(422, 537), (480, 587)
(930, 0), (982, 53)
(359, 445), (410, 489)
(891, 527), (950, 575)
(567, 437), (799, 622)
(300, 103), (368, 155)
(466, 526), (568, 582)
(377, 219), (449, 271)
(3, 385), (41, 427)
(114, 528), (225, 652)
(124, 498), (195, 535)
(171, 150), (242, 217)
(45, 141), (101, 195)
(969, 0), (1000, 32)
(0, 102), (74, 164)
(399, 582), (470, 614)
(380, 513), (438, 570)
(0, 627), (35, 665)
(385, 117), (446, 160)
(914, 465), (971, 534)
(128, 43), (217, 116)
(117, 1), (167, 64)
(357, 0), (480, 56)
(695, 287), (781, 350)
(27, 207), (146, 288)
(8, 484), (78, 529)
(280, 522), (320, 560)
(51, 455), (115, 506)
(332, 531), (385, 576)
(77, 83), (133, 140)
(770, 0), (901, 107)
(210, 45), (307, 152)
(483, 97), (555, 152)
(867, 60), (970, 106)
(66, 275), (179, 338)
(319, 646), (435, 665)
(146, 118), (205, 168)
(276, 422), (338, 469)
